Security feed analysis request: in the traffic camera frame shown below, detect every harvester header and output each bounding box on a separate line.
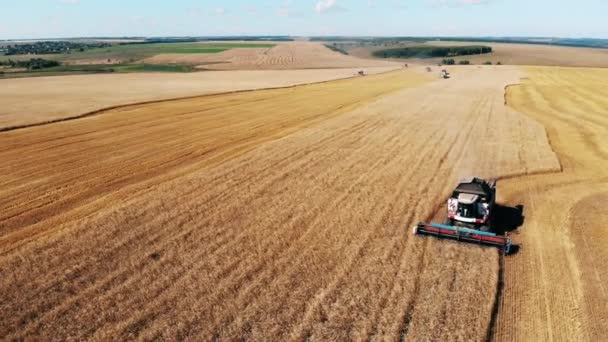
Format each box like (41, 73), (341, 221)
(413, 222), (512, 254)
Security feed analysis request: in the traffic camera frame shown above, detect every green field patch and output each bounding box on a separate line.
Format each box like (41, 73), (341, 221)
(8, 63), (195, 75)
(77, 42), (275, 56)
(47, 42), (276, 64)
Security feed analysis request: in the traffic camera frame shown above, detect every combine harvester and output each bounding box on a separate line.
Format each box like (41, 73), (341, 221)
(412, 178), (512, 254)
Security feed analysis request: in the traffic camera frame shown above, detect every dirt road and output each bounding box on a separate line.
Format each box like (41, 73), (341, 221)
(496, 67), (608, 342)
(0, 66), (559, 339)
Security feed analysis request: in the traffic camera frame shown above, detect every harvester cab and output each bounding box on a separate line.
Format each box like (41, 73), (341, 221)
(447, 178), (495, 231)
(412, 178), (512, 254)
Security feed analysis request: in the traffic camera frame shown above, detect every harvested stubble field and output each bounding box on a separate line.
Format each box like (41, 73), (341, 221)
(0, 66), (565, 340)
(495, 67), (608, 341)
(429, 42), (608, 67)
(145, 41), (399, 70)
(0, 66), (398, 129)
(350, 41), (608, 67)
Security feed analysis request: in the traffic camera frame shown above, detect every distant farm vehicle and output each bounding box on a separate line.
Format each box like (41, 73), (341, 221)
(358, 70), (366, 76)
(440, 69), (450, 79)
(412, 177), (512, 254)
(426, 67), (432, 72)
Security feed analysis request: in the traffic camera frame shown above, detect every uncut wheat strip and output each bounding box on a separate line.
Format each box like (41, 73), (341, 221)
(0, 72), (426, 247)
(375, 71), (559, 341)
(309, 92), (492, 340)
(569, 191), (608, 341)
(191, 67), (552, 340)
(2, 69), (428, 248)
(142, 67), (536, 340)
(2, 65), (560, 340)
(1, 123), (351, 337)
(217, 114), (449, 339)
(497, 67), (608, 341)
(3, 91), (414, 340)
(301, 106), (480, 339)
(83, 109), (404, 336)
(0, 71), (421, 234)
(0, 90), (314, 224)
(289, 105), (446, 339)
(22, 79), (436, 338)
(110, 95), (442, 338)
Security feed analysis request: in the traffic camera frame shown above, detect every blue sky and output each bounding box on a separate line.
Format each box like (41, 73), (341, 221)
(1, 0), (607, 40)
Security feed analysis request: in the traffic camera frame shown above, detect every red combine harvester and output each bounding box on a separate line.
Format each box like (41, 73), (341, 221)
(412, 178), (512, 254)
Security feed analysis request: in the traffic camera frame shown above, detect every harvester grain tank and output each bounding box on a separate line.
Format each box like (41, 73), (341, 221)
(412, 178), (512, 254)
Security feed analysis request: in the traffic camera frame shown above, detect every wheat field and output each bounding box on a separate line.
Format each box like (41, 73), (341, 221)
(0, 66), (398, 130)
(495, 67), (608, 342)
(144, 41), (398, 70)
(0, 66), (564, 340)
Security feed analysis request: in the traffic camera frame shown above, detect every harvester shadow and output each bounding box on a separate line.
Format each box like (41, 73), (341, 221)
(493, 204), (524, 254)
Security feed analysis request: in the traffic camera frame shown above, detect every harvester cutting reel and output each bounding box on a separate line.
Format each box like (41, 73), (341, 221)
(413, 222), (512, 254)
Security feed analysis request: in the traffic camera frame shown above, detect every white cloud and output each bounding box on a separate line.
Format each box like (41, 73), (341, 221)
(277, 8), (290, 17)
(60, 0), (80, 4)
(369, 0), (408, 9)
(315, 0), (338, 14)
(430, 0), (491, 7)
(277, 0), (302, 17)
(215, 7), (225, 15)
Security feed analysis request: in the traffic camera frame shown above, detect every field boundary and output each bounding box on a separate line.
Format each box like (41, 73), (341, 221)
(0, 68), (403, 133)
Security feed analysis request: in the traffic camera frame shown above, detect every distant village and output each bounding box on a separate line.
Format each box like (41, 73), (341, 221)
(0, 41), (111, 55)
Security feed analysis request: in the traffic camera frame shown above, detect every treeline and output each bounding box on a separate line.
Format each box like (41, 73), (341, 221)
(324, 44), (349, 55)
(372, 45), (492, 59)
(0, 58), (60, 69)
(3, 41), (111, 55)
(438, 37), (608, 49)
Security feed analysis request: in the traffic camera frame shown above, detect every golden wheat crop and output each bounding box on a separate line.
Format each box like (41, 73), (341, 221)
(144, 41), (398, 70)
(0, 66), (398, 130)
(0, 66), (564, 340)
(495, 67), (608, 342)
